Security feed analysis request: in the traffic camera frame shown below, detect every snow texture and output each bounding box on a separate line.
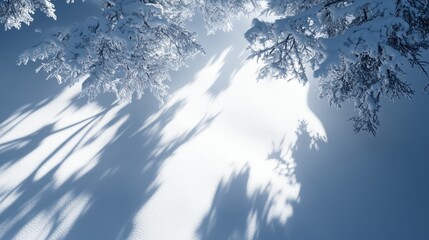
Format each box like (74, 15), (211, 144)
(0, 20), (326, 239)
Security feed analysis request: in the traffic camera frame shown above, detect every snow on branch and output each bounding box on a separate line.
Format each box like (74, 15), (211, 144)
(246, 0), (429, 134)
(14, 0), (261, 102)
(18, 1), (204, 103)
(3, 0), (429, 133)
(0, 0), (58, 30)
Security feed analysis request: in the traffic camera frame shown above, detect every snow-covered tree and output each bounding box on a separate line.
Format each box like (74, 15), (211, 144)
(13, 0), (260, 103)
(17, 1), (206, 103)
(2, 0), (429, 134)
(246, 0), (429, 134)
(0, 0), (57, 30)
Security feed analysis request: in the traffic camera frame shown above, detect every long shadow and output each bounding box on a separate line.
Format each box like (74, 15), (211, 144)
(65, 100), (219, 239)
(197, 165), (270, 240)
(0, 5), (326, 240)
(0, 91), (219, 239)
(196, 121), (324, 240)
(0, 29), (230, 238)
(0, 6), (244, 238)
(194, 68), (429, 240)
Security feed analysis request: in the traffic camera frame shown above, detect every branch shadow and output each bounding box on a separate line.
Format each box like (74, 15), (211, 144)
(197, 165), (269, 240)
(0, 13), (257, 238)
(196, 121), (325, 240)
(0, 8), (328, 239)
(0, 72), (220, 240)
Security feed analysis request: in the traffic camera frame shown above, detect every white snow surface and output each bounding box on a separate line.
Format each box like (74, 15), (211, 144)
(0, 23), (325, 240)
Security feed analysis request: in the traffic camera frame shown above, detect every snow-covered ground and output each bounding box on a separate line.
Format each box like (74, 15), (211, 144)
(0, 15), (325, 239)
(2, 4), (429, 240)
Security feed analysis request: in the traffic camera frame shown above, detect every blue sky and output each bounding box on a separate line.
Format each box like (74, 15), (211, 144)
(0, 2), (429, 240)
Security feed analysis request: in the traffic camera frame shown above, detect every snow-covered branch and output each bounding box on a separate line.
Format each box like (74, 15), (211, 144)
(246, 0), (429, 134)
(18, 1), (204, 103)
(3, 0), (429, 133)
(0, 0), (58, 30)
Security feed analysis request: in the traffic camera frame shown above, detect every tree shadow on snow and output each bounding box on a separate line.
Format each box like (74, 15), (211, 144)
(0, 61), (222, 240)
(0, 12), (323, 240)
(197, 121), (325, 240)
